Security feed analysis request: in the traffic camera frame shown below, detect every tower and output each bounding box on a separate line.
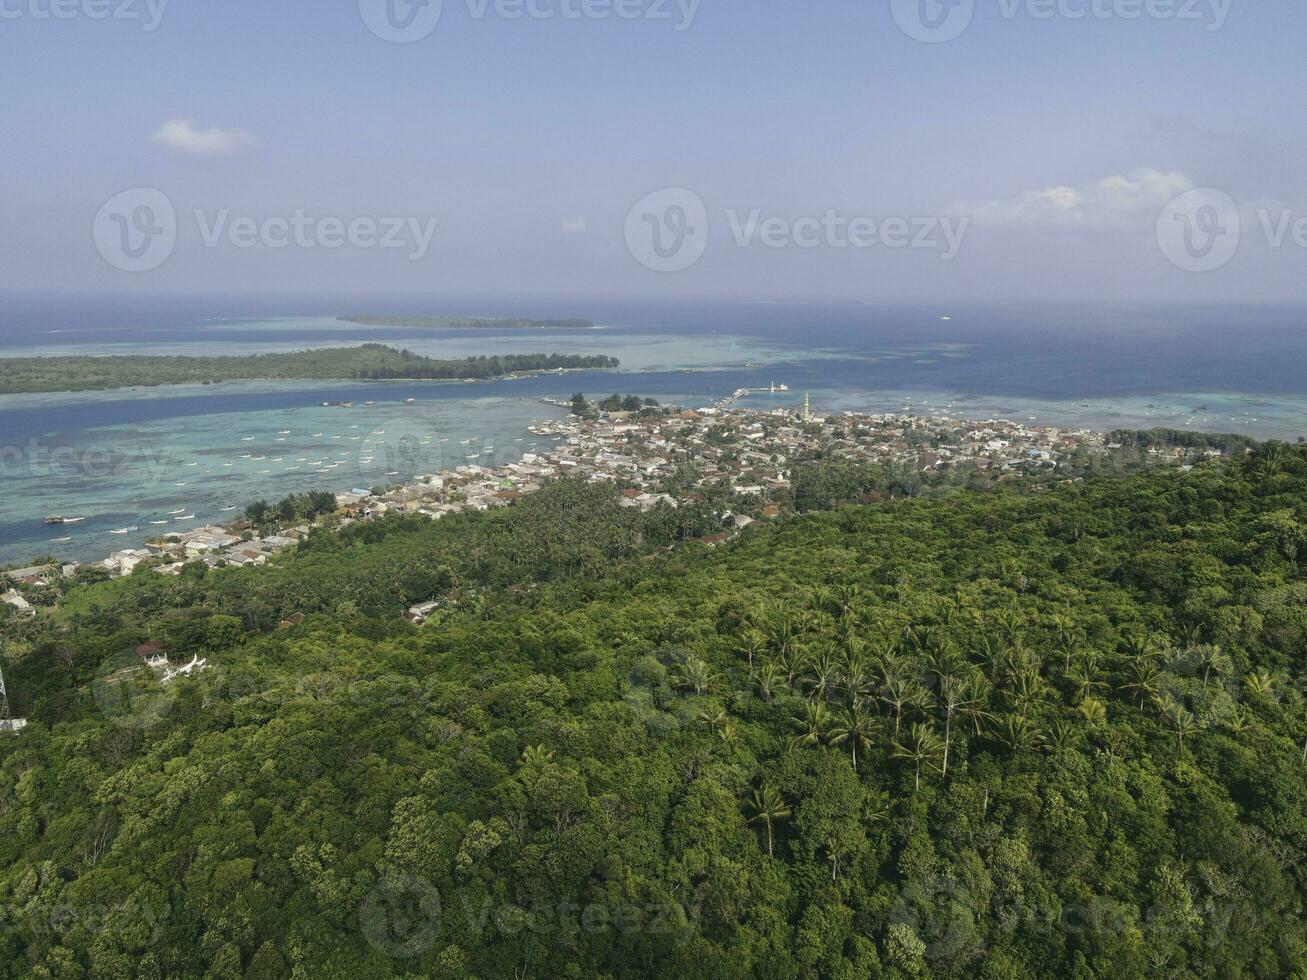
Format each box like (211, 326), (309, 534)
(802, 393), (812, 423)
(0, 662), (25, 733)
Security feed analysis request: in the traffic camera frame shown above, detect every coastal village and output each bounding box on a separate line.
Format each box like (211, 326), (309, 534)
(3, 397), (1229, 625)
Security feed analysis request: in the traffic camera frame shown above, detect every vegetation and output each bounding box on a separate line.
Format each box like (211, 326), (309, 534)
(2, 446), (1306, 977)
(570, 393), (662, 417)
(339, 316), (595, 330)
(0, 345), (619, 394)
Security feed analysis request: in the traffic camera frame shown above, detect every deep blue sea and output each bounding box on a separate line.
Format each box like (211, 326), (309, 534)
(1, 292), (1304, 565)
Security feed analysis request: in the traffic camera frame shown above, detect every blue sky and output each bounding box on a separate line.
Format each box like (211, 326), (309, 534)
(2, 0), (1305, 303)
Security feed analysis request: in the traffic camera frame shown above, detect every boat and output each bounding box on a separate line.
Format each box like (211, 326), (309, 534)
(63, 517), (86, 524)
(44, 515), (65, 525)
(110, 526), (138, 534)
(51, 536), (72, 543)
(405, 398), (416, 404)
(174, 482), (187, 487)
(221, 506), (238, 512)
(278, 430), (291, 435)
(168, 507), (186, 515)
(173, 514), (196, 521)
(149, 520), (170, 526)
(242, 436), (256, 441)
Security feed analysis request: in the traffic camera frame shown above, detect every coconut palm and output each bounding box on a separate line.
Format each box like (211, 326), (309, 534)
(793, 702), (832, 746)
(892, 722), (946, 791)
(736, 628), (768, 671)
(993, 713), (1047, 755)
(828, 704), (877, 774)
(745, 784), (791, 857)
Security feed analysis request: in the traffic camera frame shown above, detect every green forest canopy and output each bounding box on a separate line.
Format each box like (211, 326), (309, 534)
(1, 446), (1306, 977)
(0, 345), (619, 394)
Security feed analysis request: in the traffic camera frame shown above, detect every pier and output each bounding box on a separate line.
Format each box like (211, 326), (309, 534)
(711, 383), (790, 412)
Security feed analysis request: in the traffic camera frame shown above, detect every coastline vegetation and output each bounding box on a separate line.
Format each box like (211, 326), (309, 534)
(1, 446), (1306, 976)
(0, 344), (619, 394)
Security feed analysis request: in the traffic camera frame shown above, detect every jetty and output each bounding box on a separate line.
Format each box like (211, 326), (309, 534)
(711, 383), (790, 412)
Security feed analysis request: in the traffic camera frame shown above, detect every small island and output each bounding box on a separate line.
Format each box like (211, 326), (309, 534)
(0, 344), (619, 394)
(338, 315), (595, 330)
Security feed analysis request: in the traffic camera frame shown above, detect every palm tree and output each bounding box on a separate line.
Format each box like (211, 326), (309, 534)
(1243, 669), (1278, 701)
(879, 670), (923, 738)
(1067, 653), (1108, 704)
(993, 714), (1047, 755)
(1121, 660), (1162, 707)
(1079, 698), (1108, 726)
(936, 674), (979, 777)
(793, 702), (832, 746)
(737, 628), (768, 671)
(673, 655), (715, 696)
(751, 661), (785, 702)
(520, 744), (555, 767)
(805, 646), (843, 703)
(828, 705), (877, 774)
(1164, 705), (1199, 752)
(1194, 644), (1232, 688)
(745, 784), (791, 857)
(892, 722), (945, 791)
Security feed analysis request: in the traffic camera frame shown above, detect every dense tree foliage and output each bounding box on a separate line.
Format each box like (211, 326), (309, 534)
(0, 346), (618, 394)
(2, 447), (1306, 977)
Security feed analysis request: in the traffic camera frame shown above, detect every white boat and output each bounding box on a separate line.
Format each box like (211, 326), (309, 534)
(278, 430), (291, 435)
(63, 517), (86, 524)
(173, 482), (187, 487)
(149, 520), (170, 526)
(51, 536), (72, 543)
(168, 507), (186, 515)
(311, 433), (324, 438)
(185, 462), (199, 467)
(110, 526), (138, 534)
(174, 514), (196, 521)
(242, 436), (255, 442)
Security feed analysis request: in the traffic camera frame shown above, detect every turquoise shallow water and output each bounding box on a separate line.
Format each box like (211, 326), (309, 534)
(2, 315), (1305, 566)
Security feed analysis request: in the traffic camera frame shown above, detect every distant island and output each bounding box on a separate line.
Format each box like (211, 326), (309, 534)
(338, 315), (596, 330)
(0, 344), (619, 394)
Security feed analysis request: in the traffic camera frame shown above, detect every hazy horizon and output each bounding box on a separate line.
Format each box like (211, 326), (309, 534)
(3, 1), (1306, 306)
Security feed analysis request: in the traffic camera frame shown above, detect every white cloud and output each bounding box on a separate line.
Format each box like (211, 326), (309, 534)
(956, 168), (1194, 228)
(561, 217), (588, 234)
(152, 119), (255, 156)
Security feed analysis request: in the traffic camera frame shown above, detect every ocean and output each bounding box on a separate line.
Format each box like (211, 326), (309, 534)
(1, 293), (1304, 566)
